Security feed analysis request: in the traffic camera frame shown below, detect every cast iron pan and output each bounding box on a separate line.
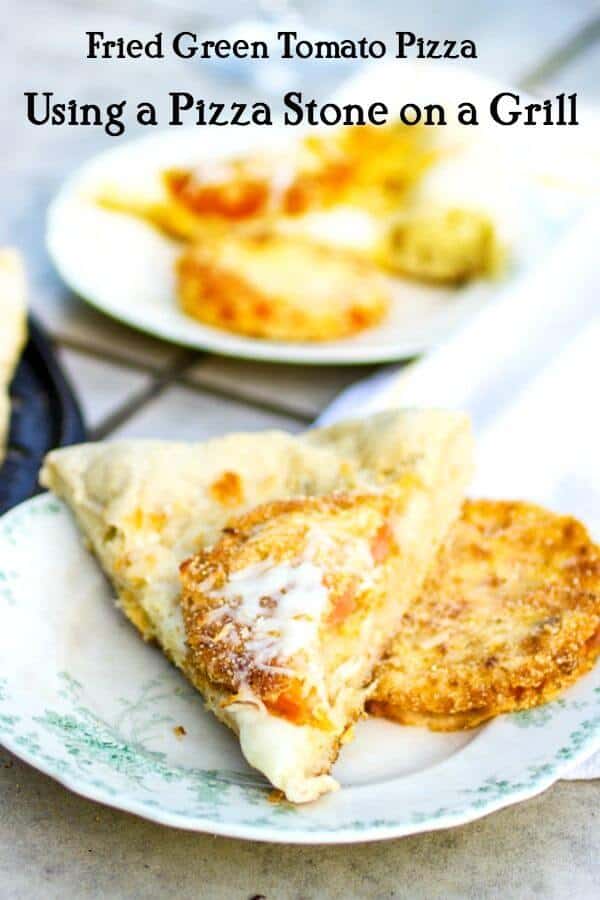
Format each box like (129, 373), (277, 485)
(0, 316), (86, 514)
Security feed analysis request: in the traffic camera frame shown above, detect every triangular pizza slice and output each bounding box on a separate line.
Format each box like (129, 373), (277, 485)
(40, 409), (472, 801)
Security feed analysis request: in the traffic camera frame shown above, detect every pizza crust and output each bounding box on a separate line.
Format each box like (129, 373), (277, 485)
(0, 250), (27, 464)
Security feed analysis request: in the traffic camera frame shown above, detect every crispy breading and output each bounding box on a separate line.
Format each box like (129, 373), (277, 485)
(370, 500), (600, 730)
(176, 228), (390, 341)
(181, 493), (402, 730)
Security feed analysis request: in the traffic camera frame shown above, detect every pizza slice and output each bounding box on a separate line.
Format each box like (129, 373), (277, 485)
(176, 228), (390, 341)
(40, 409), (473, 801)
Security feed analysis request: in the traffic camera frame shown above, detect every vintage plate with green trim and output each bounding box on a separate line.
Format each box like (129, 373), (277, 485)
(1, 493), (599, 843)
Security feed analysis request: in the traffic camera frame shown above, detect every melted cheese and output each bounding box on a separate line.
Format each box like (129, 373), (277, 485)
(230, 701), (340, 803)
(207, 559), (328, 670)
(280, 206), (382, 255)
(303, 524), (376, 587)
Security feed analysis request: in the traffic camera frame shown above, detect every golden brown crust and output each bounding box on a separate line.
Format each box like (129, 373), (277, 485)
(176, 228), (389, 341)
(370, 500), (600, 730)
(209, 470), (245, 508)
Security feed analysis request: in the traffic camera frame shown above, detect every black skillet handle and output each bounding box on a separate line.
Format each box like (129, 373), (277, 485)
(0, 316), (86, 514)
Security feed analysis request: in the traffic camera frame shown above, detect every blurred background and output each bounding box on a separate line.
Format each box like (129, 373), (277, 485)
(1, 0), (599, 437)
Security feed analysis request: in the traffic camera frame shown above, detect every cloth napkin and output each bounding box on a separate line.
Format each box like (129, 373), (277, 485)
(318, 206), (600, 779)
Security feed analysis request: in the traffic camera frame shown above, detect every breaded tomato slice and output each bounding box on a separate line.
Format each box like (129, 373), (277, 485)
(370, 500), (600, 730)
(180, 479), (462, 801)
(176, 229), (390, 341)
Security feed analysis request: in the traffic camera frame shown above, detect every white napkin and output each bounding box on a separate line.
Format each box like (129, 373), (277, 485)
(319, 206), (600, 779)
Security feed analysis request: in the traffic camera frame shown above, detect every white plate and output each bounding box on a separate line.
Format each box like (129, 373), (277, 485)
(46, 62), (591, 366)
(1, 493), (599, 843)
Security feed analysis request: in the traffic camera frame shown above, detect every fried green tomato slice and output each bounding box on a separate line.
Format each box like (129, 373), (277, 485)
(370, 500), (600, 730)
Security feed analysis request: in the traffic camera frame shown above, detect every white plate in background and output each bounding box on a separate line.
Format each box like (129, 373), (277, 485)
(46, 62), (593, 365)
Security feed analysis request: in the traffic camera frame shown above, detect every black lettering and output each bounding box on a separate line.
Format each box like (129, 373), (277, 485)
(278, 31), (296, 58)
(146, 34), (163, 58)
(24, 91), (51, 125)
(52, 100), (66, 126)
(169, 92), (194, 125)
(86, 31), (104, 59)
(368, 102), (388, 125)
(283, 90), (304, 125)
(126, 39), (143, 59)
(230, 39), (248, 58)
(423, 103), (446, 125)
(367, 40), (386, 59)
(396, 31), (416, 58)
(490, 92), (521, 125)
(105, 101), (126, 136)
(208, 102), (227, 125)
(230, 102), (247, 125)
(173, 31), (197, 58)
(319, 103), (341, 125)
(457, 101), (478, 125)
(252, 102), (272, 125)
(79, 103), (102, 127)
(442, 40), (457, 59)
(426, 39), (442, 59)
(213, 40), (232, 58)
(137, 101), (157, 126)
(523, 102), (542, 125)
(399, 103), (421, 125)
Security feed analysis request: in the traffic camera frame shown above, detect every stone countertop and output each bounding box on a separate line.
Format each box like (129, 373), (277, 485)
(1, 749), (598, 899)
